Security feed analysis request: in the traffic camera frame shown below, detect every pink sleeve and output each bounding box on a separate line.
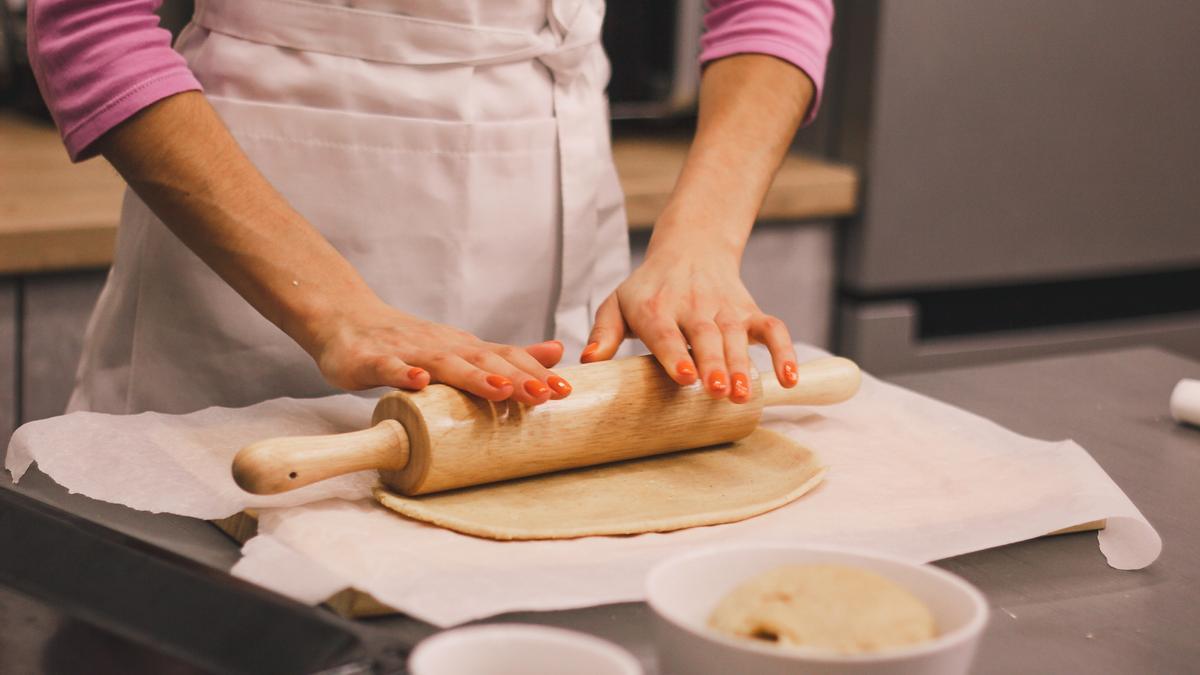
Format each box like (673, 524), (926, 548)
(700, 0), (834, 125)
(27, 0), (202, 162)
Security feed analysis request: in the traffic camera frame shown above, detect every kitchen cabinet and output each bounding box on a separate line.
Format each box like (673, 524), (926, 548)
(840, 300), (1200, 375)
(741, 221), (835, 348)
(829, 0), (1200, 374)
(19, 272), (106, 423)
(0, 281), (16, 449)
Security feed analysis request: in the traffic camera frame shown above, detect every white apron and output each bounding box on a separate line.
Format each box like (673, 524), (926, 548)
(69, 0), (630, 415)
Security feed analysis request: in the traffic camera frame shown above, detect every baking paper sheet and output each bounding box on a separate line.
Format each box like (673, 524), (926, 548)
(5, 345), (1161, 626)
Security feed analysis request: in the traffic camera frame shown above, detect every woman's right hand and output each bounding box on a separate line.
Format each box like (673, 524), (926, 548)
(94, 92), (568, 406)
(308, 299), (572, 406)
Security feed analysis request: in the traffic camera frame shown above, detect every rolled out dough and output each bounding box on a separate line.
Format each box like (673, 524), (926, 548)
(373, 428), (824, 540)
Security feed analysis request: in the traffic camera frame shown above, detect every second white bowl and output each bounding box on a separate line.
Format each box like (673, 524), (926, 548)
(407, 623), (642, 675)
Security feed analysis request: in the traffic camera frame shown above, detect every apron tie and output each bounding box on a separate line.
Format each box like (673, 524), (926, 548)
(538, 0), (607, 345)
(538, 0), (604, 83)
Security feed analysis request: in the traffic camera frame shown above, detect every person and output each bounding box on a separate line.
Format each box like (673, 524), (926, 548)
(28, 0), (834, 415)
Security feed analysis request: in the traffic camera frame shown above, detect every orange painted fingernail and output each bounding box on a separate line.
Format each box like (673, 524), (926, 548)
(675, 360), (697, 384)
(707, 370), (728, 395)
(486, 374), (512, 389)
(547, 375), (572, 398)
(524, 379), (550, 397)
(407, 367), (426, 380)
(581, 342), (599, 361)
(731, 372), (750, 402)
(782, 361), (798, 386)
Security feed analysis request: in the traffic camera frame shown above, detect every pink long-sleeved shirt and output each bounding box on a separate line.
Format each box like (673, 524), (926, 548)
(28, 0), (833, 162)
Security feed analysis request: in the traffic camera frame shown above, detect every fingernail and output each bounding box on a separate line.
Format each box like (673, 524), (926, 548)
(782, 361), (798, 386)
(524, 379), (550, 397)
(407, 367), (426, 380)
(486, 374), (512, 389)
(581, 342), (599, 361)
(731, 372), (750, 402)
(547, 374), (573, 398)
(675, 360), (697, 384)
(707, 370), (728, 395)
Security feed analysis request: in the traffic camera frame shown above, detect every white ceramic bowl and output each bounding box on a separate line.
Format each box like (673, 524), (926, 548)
(646, 545), (988, 675)
(408, 623), (643, 675)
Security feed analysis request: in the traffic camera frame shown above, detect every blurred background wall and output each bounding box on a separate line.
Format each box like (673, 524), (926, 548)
(826, 0), (1200, 373)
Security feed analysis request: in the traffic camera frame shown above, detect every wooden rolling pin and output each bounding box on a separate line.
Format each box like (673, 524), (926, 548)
(233, 355), (861, 497)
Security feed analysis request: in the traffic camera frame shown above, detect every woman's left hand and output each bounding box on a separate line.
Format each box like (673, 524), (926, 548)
(582, 53), (818, 400)
(582, 244), (800, 404)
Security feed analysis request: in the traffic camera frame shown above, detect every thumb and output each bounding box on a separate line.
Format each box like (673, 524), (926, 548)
(582, 293), (626, 363)
(361, 355), (429, 391)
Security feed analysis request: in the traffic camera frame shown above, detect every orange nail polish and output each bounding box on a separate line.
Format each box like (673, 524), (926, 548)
(486, 374), (512, 389)
(675, 360), (697, 384)
(731, 372), (750, 402)
(782, 361), (798, 386)
(707, 370), (728, 395)
(547, 375), (573, 397)
(407, 367), (426, 380)
(581, 342), (599, 361)
(524, 379), (550, 397)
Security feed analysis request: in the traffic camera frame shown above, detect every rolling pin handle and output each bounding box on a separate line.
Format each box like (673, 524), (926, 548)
(232, 419), (411, 495)
(761, 357), (861, 407)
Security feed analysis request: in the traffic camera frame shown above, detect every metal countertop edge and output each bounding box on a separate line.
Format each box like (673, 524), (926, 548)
(0, 487), (415, 674)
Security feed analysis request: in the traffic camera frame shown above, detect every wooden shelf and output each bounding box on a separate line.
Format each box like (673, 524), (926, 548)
(0, 114), (125, 275)
(614, 136), (859, 229)
(0, 115), (859, 275)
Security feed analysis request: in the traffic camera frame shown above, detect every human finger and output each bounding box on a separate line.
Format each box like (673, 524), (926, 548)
(749, 314), (798, 387)
(463, 347), (552, 406)
(354, 355), (430, 391)
(681, 318), (729, 399)
(633, 315), (697, 386)
(416, 350), (515, 401)
(524, 340), (564, 368)
(494, 343), (572, 400)
(718, 316), (752, 404)
(582, 294), (626, 363)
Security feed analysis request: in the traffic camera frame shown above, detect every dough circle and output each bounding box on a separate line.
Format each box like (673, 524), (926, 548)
(708, 564), (937, 654)
(373, 428), (824, 540)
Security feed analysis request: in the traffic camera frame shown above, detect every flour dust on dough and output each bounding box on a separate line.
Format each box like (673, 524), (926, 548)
(373, 428), (824, 540)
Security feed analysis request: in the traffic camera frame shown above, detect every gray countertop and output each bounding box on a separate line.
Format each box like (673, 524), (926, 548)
(890, 347), (1200, 674)
(3, 346), (1198, 673)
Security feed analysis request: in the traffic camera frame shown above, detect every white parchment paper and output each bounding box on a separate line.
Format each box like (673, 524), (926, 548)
(5, 345), (1161, 626)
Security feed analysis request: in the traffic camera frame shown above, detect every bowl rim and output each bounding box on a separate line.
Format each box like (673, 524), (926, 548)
(408, 622), (643, 673)
(645, 543), (989, 664)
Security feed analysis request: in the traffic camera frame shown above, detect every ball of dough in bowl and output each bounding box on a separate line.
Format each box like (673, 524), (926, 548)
(708, 564), (937, 654)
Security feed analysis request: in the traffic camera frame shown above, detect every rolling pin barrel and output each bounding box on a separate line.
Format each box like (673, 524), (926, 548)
(232, 356), (861, 497)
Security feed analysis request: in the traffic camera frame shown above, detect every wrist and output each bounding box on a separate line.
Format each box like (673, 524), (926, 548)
(645, 214), (746, 270)
(286, 281), (388, 357)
